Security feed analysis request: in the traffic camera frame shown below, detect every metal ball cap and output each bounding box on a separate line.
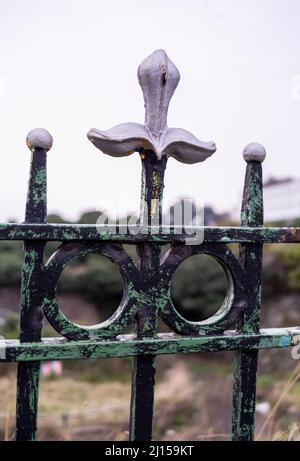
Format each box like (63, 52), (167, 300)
(243, 143), (266, 162)
(26, 128), (53, 152)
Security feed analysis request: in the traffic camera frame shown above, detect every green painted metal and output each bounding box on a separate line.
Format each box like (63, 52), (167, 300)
(129, 152), (167, 441)
(232, 157), (264, 441)
(16, 147), (48, 441)
(0, 224), (299, 243)
(0, 329), (298, 362)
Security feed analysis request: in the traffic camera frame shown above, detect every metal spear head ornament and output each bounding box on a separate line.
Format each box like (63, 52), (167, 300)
(87, 49), (216, 164)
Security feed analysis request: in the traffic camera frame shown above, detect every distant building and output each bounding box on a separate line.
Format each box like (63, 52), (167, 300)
(264, 177), (300, 223)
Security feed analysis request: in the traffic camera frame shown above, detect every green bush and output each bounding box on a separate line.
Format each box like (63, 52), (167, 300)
(171, 255), (227, 321)
(273, 245), (300, 291)
(58, 254), (123, 316)
(0, 241), (22, 286)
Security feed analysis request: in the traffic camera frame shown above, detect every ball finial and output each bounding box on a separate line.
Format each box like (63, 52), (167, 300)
(26, 128), (53, 152)
(243, 143), (266, 162)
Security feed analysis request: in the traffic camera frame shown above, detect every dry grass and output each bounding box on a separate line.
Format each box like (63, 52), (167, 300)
(1, 357), (300, 441)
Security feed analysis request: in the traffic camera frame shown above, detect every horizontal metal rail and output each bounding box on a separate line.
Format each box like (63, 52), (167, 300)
(1, 328), (299, 362)
(0, 224), (299, 243)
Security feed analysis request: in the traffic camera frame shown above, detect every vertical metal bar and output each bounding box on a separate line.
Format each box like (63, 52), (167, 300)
(130, 353), (156, 441)
(16, 130), (52, 441)
(129, 150), (167, 441)
(232, 143), (266, 441)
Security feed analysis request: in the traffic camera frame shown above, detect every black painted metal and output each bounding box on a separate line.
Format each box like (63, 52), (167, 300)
(16, 147), (48, 441)
(232, 160), (264, 440)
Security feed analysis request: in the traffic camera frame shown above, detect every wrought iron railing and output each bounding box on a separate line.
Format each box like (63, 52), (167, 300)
(0, 49), (300, 441)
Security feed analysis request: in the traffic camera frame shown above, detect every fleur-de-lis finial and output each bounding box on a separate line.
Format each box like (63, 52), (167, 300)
(138, 49), (180, 140)
(87, 50), (216, 164)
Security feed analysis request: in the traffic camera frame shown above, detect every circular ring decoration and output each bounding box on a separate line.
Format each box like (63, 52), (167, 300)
(42, 242), (141, 340)
(159, 243), (248, 335)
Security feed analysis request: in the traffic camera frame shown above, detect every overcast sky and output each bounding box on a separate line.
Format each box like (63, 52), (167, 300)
(0, 0), (300, 223)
